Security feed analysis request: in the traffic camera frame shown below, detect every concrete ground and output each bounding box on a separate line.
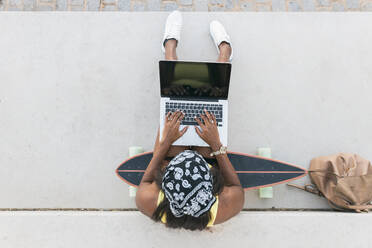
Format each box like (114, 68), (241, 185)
(1, 12), (372, 209)
(1, 211), (372, 248)
(1, 11), (372, 248)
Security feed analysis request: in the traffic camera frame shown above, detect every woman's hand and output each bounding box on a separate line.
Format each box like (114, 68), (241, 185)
(194, 109), (222, 151)
(159, 110), (188, 148)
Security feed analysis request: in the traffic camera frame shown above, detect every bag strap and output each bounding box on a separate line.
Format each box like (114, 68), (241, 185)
(288, 184), (372, 212)
(308, 170), (339, 176)
(287, 183), (322, 196)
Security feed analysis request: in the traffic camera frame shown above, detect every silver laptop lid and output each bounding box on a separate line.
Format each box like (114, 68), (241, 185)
(159, 60), (231, 100)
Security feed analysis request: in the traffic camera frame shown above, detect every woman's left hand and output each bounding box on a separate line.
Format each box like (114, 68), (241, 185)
(194, 109), (221, 150)
(159, 110), (188, 149)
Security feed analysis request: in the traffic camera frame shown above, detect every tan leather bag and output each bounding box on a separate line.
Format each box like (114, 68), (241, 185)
(288, 153), (372, 212)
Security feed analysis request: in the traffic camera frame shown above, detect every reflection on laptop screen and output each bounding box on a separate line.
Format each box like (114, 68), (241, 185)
(159, 61), (231, 100)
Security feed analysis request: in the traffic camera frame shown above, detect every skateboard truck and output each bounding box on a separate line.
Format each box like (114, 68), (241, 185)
(128, 146), (144, 198)
(258, 147), (274, 199)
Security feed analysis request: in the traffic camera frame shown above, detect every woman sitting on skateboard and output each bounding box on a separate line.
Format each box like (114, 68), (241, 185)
(135, 11), (244, 230)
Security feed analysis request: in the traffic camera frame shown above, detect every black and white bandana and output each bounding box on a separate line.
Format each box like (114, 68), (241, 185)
(161, 150), (216, 218)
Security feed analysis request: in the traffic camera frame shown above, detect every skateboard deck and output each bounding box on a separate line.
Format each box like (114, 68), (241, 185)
(116, 151), (307, 190)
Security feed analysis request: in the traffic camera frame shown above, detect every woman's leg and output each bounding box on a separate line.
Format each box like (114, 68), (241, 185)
(193, 43), (231, 157)
(164, 39), (178, 60)
(160, 12), (184, 158)
(162, 10), (181, 61)
(217, 42), (232, 63)
(159, 40), (185, 155)
(209, 20), (232, 62)
(196, 24), (231, 155)
(192, 44), (231, 157)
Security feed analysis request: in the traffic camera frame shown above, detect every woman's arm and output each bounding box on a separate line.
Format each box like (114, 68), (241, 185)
(212, 150), (245, 224)
(135, 140), (169, 218)
(194, 110), (241, 187)
(136, 111), (188, 217)
(195, 110), (245, 224)
(140, 141), (169, 184)
(140, 111), (188, 184)
(211, 146), (242, 187)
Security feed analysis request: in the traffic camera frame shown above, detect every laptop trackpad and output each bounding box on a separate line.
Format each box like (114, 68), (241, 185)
(173, 125), (208, 147)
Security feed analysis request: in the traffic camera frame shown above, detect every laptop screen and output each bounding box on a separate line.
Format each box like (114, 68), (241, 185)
(159, 61), (231, 100)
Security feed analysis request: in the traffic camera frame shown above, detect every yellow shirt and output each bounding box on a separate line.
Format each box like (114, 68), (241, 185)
(156, 163), (218, 227)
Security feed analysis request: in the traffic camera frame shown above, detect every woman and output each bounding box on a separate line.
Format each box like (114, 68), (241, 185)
(135, 11), (244, 230)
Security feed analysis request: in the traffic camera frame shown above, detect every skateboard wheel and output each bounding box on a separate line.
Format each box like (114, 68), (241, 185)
(258, 147), (273, 199)
(129, 186), (137, 198)
(259, 187), (273, 198)
(128, 146), (144, 197)
(129, 146), (144, 157)
(258, 147), (272, 158)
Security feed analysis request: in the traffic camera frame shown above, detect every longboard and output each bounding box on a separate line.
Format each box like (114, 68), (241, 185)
(116, 151), (307, 190)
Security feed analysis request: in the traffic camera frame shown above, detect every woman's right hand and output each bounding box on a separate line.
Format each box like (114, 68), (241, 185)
(160, 110), (188, 147)
(194, 109), (222, 150)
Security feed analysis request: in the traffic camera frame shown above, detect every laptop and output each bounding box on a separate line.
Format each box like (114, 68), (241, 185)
(159, 60), (231, 147)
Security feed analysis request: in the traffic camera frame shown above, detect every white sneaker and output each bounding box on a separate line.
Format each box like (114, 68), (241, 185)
(209, 20), (233, 62)
(162, 10), (183, 53)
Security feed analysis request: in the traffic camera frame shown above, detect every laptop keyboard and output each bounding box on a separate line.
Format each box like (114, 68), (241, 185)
(165, 102), (223, 127)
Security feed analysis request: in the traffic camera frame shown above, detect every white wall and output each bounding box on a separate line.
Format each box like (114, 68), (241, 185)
(1, 13), (372, 208)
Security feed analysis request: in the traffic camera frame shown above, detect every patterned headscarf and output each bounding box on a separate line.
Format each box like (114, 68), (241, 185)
(161, 150), (216, 218)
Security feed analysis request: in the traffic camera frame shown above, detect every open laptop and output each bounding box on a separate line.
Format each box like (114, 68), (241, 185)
(159, 60), (231, 147)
